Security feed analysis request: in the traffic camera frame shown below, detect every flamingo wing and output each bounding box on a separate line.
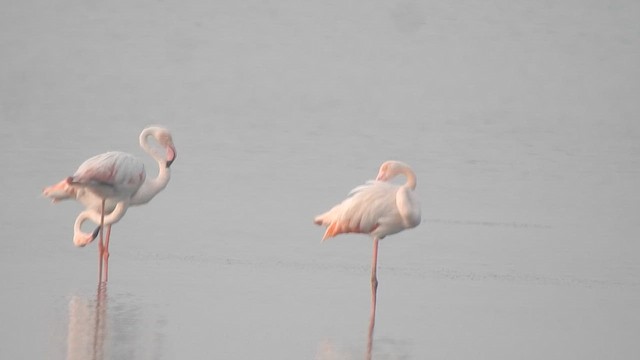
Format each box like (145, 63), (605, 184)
(71, 151), (146, 199)
(315, 181), (401, 241)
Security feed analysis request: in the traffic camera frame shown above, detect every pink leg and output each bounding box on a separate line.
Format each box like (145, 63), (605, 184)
(366, 237), (380, 359)
(98, 238), (103, 283)
(98, 199), (105, 283)
(103, 225), (112, 282)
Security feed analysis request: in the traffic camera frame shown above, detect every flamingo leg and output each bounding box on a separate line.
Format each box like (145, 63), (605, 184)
(97, 199), (106, 283)
(370, 237), (380, 319)
(103, 225), (112, 282)
(367, 237), (380, 359)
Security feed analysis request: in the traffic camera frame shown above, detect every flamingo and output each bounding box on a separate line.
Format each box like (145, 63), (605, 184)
(313, 160), (421, 356)
(44, 127), (176, 242)
(43, 126), (177, 282)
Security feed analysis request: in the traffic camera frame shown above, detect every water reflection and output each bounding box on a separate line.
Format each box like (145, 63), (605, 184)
(366, 309), (375, 360)
(66, 285), (168, 360)
(67, 284), (108, 360)
(315, 340), (350, 360)
(315, 311), (378, 360)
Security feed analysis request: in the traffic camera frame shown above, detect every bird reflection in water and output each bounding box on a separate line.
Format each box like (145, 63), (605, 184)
(366, 310), (375, 360)
(66, 284), (108, 360)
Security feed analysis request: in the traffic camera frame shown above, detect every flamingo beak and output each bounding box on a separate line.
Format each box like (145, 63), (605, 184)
(166, 145), (177, 168)
(91, 227), (101, 241)
(73, 227), (101, 247)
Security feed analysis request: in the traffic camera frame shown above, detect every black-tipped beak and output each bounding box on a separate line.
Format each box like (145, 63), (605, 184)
(91, 227), (101, 241)
(166, 146), (176, 168)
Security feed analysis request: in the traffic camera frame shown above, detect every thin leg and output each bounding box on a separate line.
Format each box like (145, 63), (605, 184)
(98, 199), (105, 283)
(366, 237), (380, 360)
(98, 239), (103, 283)
(370, 237), (380, 323)
(103, 225), (112, 282)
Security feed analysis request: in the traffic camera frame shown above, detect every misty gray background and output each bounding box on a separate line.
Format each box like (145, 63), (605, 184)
(1, 0), (639, 359)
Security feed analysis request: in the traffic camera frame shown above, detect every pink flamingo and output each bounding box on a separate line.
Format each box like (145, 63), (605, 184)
(43, 126), (177, 282)
(314, 160), (421, 356)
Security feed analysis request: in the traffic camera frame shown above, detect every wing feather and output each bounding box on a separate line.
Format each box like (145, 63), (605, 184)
(71, 151), (145, 199)
(315, 181), (400, 240)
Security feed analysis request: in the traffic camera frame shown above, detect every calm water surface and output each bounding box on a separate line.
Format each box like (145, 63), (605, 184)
(1, 0), (639, 359)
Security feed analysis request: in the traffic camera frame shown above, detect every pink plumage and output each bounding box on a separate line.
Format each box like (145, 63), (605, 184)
(314, 160), (421, 347)
(314, 161), (421, 241)
(43, 126), (177, 283)
(69, 151), (146, 200)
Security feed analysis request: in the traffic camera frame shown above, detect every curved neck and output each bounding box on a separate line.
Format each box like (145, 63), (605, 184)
(75, 201), (129, 227)
(131, 129), (171, 205)
(73, 201), (129, 246)
(139, 128), (164, 164)
(401, 166), (417, 190)
(130, 165), (170, 205)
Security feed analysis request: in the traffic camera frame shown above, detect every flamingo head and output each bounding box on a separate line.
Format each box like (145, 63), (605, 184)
(376, 160), (407, 181)
(144, 126), (178, 168)
(73, 226), (100, 247)
(166, 145), (177, 168)
(155, 128), (177, 168)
